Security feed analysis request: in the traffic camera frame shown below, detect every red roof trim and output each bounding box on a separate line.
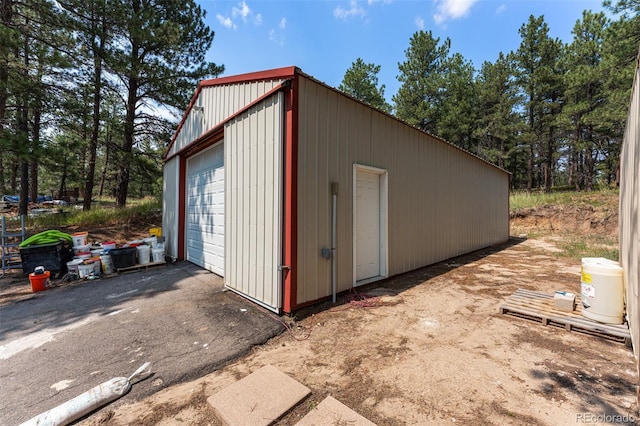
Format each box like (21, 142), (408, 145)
(199, 66), (297, 88)
(164, 66), (298, 160)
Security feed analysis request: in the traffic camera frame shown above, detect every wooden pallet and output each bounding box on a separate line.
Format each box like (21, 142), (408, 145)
(116, 260), (166, 274)
(500, 288), (631, 346)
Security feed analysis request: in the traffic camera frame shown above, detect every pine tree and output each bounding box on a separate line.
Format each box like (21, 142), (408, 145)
(393, 30), (451, 134)
(513, 15), (564, 191)
(339, 58), (391, 113)
(474, 53), (521, 177)
(106, 0), (224, 208)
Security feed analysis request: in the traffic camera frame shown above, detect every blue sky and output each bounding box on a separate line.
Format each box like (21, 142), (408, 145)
(199, 0), (606, 102)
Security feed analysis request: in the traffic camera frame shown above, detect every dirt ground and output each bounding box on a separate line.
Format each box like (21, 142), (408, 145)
(3, 200), (638, 425)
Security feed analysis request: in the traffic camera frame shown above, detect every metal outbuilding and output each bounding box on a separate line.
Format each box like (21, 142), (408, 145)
(619, 50), (640, 404)
(163, 66), (510, 314)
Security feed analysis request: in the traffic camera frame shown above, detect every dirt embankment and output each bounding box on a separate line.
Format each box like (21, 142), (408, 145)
(510, 191), (619, 239)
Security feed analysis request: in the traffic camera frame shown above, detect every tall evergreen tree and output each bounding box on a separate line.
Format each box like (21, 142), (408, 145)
(106, 0), (223, 208)
(513, 15), (564, 191)
(436, 52), (477, 151)
(561, 11), (609, 191)
(393, 30), (451, 134)
(474, 53), (521, 177)
(339, 58), (391, 113)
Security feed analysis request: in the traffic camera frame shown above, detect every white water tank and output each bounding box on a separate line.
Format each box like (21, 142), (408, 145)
(580, 257), (624, 324)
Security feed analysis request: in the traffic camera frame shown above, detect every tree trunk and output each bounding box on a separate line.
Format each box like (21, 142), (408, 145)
(18, 28), (29, 216)
(58, 162), (67, 200)
(10, 162), (17, 193)
(30, 97), (41, 203)
(0, 0), (13, 197)
(115, 69), (139, 208)
(83, 4), (105, 211)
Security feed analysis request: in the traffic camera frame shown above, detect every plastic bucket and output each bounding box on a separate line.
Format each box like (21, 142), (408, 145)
(152, 248), (164, 263)
(90, 249), (103, 257)
(101, 254), (115, 274)
(66, 258), (83, 275)
(90, 257), (101, 276)
(71, 232), (88, 247)
(581, 257), (624, 324)
(149, 227), (162, 237)
(75, 252), (91, 260)
(102, 241), (116, 251)
(137, 245), (151, 265)
(29, 271), (51, 292)
(143, 236), (157, 248)
(78, 263), (93, 279)
(73, 244), (90, 255)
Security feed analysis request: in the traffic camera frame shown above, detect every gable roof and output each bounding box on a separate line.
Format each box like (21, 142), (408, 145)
(165, 66), (298, 158)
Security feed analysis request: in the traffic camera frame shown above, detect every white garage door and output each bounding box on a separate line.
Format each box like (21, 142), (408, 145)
(186, 143), (224, 276)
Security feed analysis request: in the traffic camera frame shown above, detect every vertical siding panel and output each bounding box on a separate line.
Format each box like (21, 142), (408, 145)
(337, 90), (352, 294)
(296, 76), (509, 306)
(162, 158), (179, 260)
(620, 62), (640, 365)
(224, 94), (283, 311)
(169, 80), (285, 157)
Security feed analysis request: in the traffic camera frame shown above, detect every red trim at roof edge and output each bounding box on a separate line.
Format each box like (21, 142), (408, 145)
(164, 66), (299, 160)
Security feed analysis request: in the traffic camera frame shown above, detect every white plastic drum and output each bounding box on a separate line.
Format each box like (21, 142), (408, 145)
(580, 258), (624, 324)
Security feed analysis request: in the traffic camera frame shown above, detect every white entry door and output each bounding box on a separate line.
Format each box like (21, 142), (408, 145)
(186, 143), (225, 276)
(354, 165), (387, 284)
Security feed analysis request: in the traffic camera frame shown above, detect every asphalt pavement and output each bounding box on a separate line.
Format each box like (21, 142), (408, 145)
(0, 262), (283, 425)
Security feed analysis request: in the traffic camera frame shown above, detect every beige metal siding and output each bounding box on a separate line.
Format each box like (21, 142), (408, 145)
(162, 157), (180, 260)
(168, 79), (286, 157)
(296, 75), (510, 305)
(224, 92), (284, 312)
(619, 59), (640, 364)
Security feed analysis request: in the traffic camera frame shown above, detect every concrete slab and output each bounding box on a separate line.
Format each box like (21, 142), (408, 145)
(207, 365), (311, 426)
(296, 396), (376, 426)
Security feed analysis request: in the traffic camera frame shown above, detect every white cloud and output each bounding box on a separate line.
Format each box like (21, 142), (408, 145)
(279, 17), (287, 29)
(216, 14), (236, 30)
(496, 4), (506, 14)
(433, 0), (477, 25)
(268, 28), (285, 46)
(232, 1), (251, 22)
(254, 13), (263, 25)
(415, 15), (425, 30)
(334, 0), (366, 20)
(367, 0), (392, 4)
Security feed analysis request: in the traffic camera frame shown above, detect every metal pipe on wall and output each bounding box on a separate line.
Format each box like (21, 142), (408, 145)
(331, 182), (338, 303)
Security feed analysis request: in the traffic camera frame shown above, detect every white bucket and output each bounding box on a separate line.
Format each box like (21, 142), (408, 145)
(71, 232), (88, 247)
(78, 263), (93, 279)
(101, 254), (115, 274)
(102, 242), (116, 251)
(75, 252), (91, 260)
(66, 259), (83, 275)
(91, 249), (103, 257)
(90, 258), (101, 276)
(152, 248), (164, 263)
(137, 245), (151, 265)
(144, 236), (157, 248)
(581, 257), (624, 324)
(73, 244), (90, 255)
